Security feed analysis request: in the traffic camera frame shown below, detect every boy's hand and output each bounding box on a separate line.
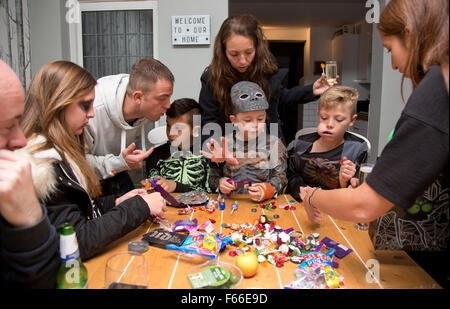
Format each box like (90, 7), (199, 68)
(122, 142), (154, 169)
(339, 156), (356, 188)
(219, 177), (236, 195)
(155, 176), (177, 193)
(248, 183), (275, 202)
(247, 186), (260, 201)
(201, 137), (239, 165)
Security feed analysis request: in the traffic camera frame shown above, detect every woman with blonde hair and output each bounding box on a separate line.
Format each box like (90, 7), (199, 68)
(300, 0), (448, 287)
(19, 60), (167, 259)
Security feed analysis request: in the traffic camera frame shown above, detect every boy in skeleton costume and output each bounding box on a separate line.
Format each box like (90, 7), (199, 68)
(208, 81), (287, 202)
(145, 98), (211, 193)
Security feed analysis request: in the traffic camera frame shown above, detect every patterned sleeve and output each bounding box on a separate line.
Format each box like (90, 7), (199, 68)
(208, 161), (224, 192)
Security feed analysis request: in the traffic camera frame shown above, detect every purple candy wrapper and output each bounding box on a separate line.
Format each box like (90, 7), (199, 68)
(321, 237), (353, 259)
(227, 178), (252, 189)
(148, 178), (188, 208)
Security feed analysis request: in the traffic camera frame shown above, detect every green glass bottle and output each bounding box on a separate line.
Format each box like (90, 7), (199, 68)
(56, 223), (88, 289)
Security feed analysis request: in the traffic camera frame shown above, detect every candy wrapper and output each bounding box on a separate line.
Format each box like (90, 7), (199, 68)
(167, 233), (232, 259)
(143, 178), (187, 208)
(175, 191), (209, 206)
(188, 261), (243, 289)
(285, 252), (345, 289)
(321, 237), (353, 259)
(227, 178), (252, 189)
(173, 219), (198, 233)
(142, 229), (188, 249)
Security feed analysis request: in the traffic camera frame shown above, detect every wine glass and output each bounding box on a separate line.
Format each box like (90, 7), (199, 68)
(325, 61), (337, 86)
(354, 163), (375, 231)
(105, 251), (149, 289)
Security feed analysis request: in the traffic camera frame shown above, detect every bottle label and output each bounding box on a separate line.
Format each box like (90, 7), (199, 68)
(60, 233), (80, 262)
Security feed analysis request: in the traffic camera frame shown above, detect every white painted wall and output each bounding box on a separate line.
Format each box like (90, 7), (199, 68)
(367, 17), (412, 162)
(157, 0), (228, 102)
(28, 0), (68, 75)
(27, 0), (227, 101)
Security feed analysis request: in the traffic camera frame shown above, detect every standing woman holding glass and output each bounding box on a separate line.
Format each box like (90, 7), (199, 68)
(199, 14), (334, 146)
(300, 0), (448, 288)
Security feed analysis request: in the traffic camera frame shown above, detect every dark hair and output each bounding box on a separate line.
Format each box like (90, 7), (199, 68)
(166, 98), (201, 127)
(126, 58), (175, 96)
(207, 14), (278, 117)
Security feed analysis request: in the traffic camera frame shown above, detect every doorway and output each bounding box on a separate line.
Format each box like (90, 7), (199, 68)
(268, 40), (305, 145)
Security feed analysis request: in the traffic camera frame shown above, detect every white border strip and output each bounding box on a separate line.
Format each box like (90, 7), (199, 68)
(328, 215), (384, 289)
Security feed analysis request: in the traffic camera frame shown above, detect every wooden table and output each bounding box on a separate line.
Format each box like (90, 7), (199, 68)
(84, 194), (440, 289)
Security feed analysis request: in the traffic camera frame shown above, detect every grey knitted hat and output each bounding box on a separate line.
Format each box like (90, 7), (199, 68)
(230, 81), (268, 113)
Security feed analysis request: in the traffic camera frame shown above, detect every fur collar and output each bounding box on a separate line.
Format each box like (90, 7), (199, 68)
(15, 135), (61, 202)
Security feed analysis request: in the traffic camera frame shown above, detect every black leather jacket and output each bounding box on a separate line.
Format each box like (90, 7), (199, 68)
(44, 160), (151, 260)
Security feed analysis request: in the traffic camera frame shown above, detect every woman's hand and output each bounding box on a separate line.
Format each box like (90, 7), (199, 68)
(201, 137), (239, 165)
(139, 192), (167, 217)
(299, 186), (322, 223)
(312, 73), (340, 96)
(115, 188), (146, 206)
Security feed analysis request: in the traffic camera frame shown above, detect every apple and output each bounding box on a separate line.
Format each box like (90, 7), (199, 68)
(236, 252), (258, 278)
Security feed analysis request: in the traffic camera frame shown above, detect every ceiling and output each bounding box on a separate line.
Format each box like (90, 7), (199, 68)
(229, 0), (367, 28)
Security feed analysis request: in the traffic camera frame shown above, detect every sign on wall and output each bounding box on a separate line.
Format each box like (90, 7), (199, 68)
(171, 15), (210, 45)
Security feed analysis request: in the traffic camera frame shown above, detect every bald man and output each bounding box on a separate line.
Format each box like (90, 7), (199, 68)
(0, 60), (59, 288)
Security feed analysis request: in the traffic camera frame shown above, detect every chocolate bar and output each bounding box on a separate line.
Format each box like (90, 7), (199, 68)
(142, 228), (188, 249)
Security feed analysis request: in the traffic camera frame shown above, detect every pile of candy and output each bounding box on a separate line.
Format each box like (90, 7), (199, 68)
(220, 214), (349, 289)
(164, 198), (351, 289)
